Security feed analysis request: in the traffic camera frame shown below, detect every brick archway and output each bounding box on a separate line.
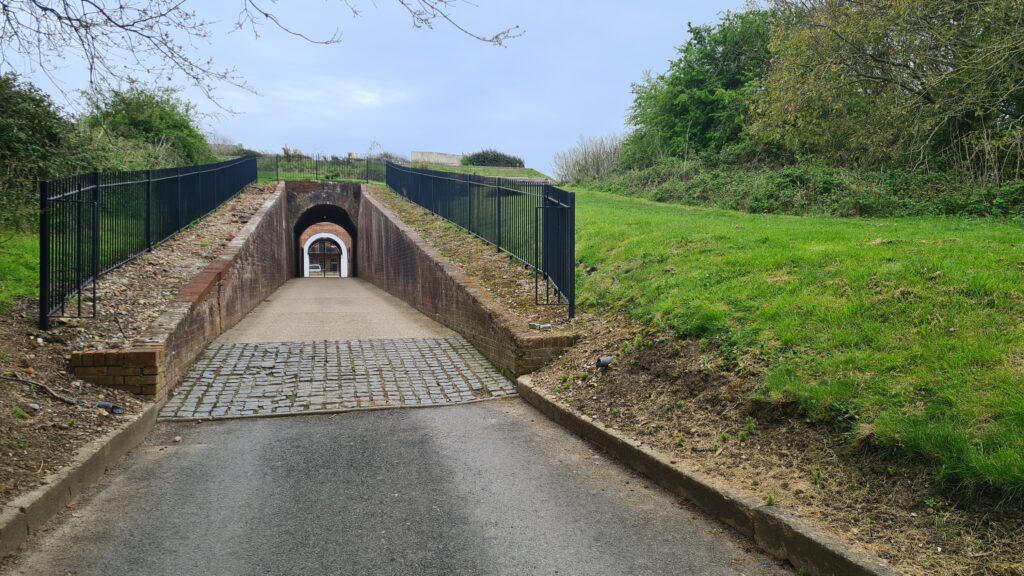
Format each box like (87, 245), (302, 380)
(291, 199), (358, 278)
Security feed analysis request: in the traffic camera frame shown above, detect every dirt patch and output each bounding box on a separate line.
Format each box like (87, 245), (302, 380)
(0, 183), (277, 508)
(369, 185), (571, 328)
(529, 312), (1024, 576)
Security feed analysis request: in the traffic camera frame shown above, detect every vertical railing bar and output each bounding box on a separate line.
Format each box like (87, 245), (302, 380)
(91, 172), (100, 319)
(145, 169), (153, 251)
(38, 180), (50, 330)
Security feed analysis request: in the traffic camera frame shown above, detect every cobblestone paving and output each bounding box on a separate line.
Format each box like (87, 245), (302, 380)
(160, 337), (516, 420)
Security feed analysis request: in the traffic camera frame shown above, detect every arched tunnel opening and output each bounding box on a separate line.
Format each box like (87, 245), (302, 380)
(293, 203), (358, 278)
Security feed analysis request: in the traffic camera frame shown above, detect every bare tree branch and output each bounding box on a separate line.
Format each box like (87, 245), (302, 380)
(0, 0), (520, 103)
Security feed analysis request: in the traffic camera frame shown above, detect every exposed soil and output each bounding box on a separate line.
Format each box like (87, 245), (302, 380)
(368, 185), (572, 328)
(528, 313), (1024, 576)
(0, 183), (278, 509)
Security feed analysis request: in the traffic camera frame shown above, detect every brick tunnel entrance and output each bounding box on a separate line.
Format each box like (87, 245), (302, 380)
(293, 203), (357, 278)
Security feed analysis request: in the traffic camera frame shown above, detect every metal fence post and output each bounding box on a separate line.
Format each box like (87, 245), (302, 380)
(276, 155), (280, 181)
(175, 167), (182, 232)
(90, 172), (100, 318)
(566, 190), (576, 318)
(38, 180), (50, 330)
(495, 182), (502, 252)
(145, 169), (153, 251)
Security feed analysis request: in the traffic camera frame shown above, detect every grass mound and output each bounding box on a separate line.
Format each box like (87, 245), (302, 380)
(573, 187), (1024, 496)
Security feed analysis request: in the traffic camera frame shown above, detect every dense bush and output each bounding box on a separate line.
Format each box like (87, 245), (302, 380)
(622, 10), (773, 168)
(461, 149), (524, 168)
(82, 85), (216, 166)
(559, 2), (1024, 217)
(0, 74), (71, 230)
(0, 77), (217, 232)
(583, 159), (1021, 218)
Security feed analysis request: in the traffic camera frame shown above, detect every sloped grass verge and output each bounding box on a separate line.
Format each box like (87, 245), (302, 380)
(0, 234), (38, 314)
(573, 188), (1024, 497)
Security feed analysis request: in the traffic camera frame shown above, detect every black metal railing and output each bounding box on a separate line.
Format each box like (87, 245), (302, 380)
(39, 156), (257, 329)
(256, 154), (386, 184)
(384, 161), (575, 318)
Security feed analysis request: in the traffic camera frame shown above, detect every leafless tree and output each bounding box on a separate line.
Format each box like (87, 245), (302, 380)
(0, 0), (521, 101)
(554, 134), (623, 184)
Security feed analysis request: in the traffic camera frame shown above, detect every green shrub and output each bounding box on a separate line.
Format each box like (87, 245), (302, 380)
(0, 74), (72, 230)
(82, 85), (216, 166)
(0, 78), (220, 232)
(461, 149), (525, 168)
(588, 158), (1024, 218)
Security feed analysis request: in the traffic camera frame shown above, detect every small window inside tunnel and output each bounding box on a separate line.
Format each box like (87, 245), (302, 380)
(294, 204), (357, 278)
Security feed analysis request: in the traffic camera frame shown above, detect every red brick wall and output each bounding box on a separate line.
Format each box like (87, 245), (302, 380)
(70, 183), (291, 398)
(357, 186), (574, 377)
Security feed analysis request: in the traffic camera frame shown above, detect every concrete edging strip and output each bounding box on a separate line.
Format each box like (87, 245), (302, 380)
(515, 375), (901, 576)
(0, 399), (164, 559)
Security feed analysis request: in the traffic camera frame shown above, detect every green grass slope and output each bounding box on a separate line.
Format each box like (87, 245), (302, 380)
(572, 187), (1024, 495)
(0, 234), (39, 313)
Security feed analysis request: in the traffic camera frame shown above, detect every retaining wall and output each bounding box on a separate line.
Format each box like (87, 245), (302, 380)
(357, 186), (574, 377)
(70, 183), (290, 398)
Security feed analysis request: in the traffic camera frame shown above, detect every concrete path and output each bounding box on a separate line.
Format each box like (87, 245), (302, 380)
(162, 278), (511, 420)
(5, 402), (790, 576)
(217, 278), (453, 343)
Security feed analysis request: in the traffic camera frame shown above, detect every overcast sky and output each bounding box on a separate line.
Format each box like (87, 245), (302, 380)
(22, 1), (746, 176)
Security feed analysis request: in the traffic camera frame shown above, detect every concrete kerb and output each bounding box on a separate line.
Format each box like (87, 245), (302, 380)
(515, 375), (902, 576)
(0, 398), (165, 559)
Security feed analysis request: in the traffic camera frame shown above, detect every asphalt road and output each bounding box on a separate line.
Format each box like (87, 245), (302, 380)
(5, 401), (790, 576)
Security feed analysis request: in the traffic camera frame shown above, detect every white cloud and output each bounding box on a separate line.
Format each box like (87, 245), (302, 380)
(266, 79), (412, 112)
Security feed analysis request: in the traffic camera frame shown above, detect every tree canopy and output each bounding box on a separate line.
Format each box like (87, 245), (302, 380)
(616, 1), (1024, 185)
(757, 0), (1024, 184)
(621, 10), (773, 168)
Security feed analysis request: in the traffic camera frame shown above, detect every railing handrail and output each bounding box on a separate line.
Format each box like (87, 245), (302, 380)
(44, 157), (255, 200)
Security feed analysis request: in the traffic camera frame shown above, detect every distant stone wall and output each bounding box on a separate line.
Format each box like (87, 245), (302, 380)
(357, 186), (574, 377)
(411, 151), (464, 166)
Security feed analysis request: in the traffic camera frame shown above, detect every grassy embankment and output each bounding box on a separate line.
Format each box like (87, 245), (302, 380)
(571, 187), (1024, 496)
(0, 234), (39, 313)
